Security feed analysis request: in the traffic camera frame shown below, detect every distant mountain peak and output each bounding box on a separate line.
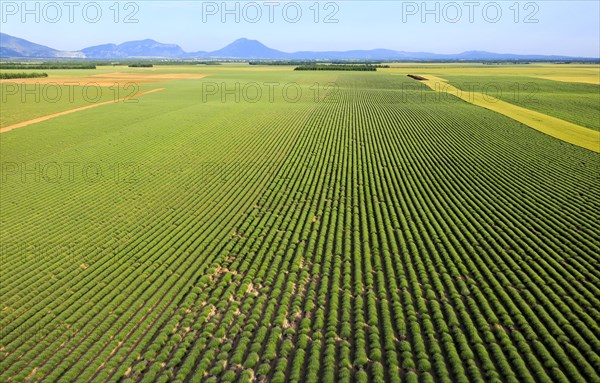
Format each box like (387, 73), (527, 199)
(0, 32), (65, 58)
(81, 38), (186, 58)
(209, 37), (287, 59)
(225, 38), (270, 49)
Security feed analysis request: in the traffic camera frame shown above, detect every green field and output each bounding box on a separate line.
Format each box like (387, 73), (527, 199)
(1, 64), (599, 383)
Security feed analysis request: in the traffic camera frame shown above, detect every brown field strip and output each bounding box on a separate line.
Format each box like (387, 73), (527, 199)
(0, 88), (165, 134)
(0, 73), (208, 87)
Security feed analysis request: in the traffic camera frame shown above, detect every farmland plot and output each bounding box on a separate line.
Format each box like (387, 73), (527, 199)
(1, 69), (599, 383)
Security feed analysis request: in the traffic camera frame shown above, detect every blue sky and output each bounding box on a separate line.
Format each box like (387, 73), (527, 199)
(2, 1), (599, 57)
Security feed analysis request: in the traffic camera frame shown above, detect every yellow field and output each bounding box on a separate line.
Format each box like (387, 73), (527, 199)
(417, 75), (600, 152)
(533, 75), (600, 85)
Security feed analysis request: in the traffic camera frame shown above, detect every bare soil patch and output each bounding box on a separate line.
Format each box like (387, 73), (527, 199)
(1, 73), (207, 87)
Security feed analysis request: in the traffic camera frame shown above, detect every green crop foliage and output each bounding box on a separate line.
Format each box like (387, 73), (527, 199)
(0, 63), (598, 383)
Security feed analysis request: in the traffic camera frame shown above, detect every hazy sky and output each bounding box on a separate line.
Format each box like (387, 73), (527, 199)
(2, 1), (599, 57)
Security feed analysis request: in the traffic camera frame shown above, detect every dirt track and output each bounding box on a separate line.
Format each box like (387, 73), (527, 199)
(0, 88), (165, 134)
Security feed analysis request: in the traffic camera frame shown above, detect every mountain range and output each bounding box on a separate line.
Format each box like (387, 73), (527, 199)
(1, 33), (596, 61)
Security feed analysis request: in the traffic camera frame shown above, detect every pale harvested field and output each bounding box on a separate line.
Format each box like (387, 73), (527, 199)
(0, 73), (208, 87)
(534, 75), (600, 85)
(91, 72), (209, 80)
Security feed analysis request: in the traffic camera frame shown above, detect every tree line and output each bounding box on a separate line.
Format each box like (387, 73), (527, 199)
(0, 72), (48, 79)
(0, 63), (96, 69)
(294, 65), (379, 71)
